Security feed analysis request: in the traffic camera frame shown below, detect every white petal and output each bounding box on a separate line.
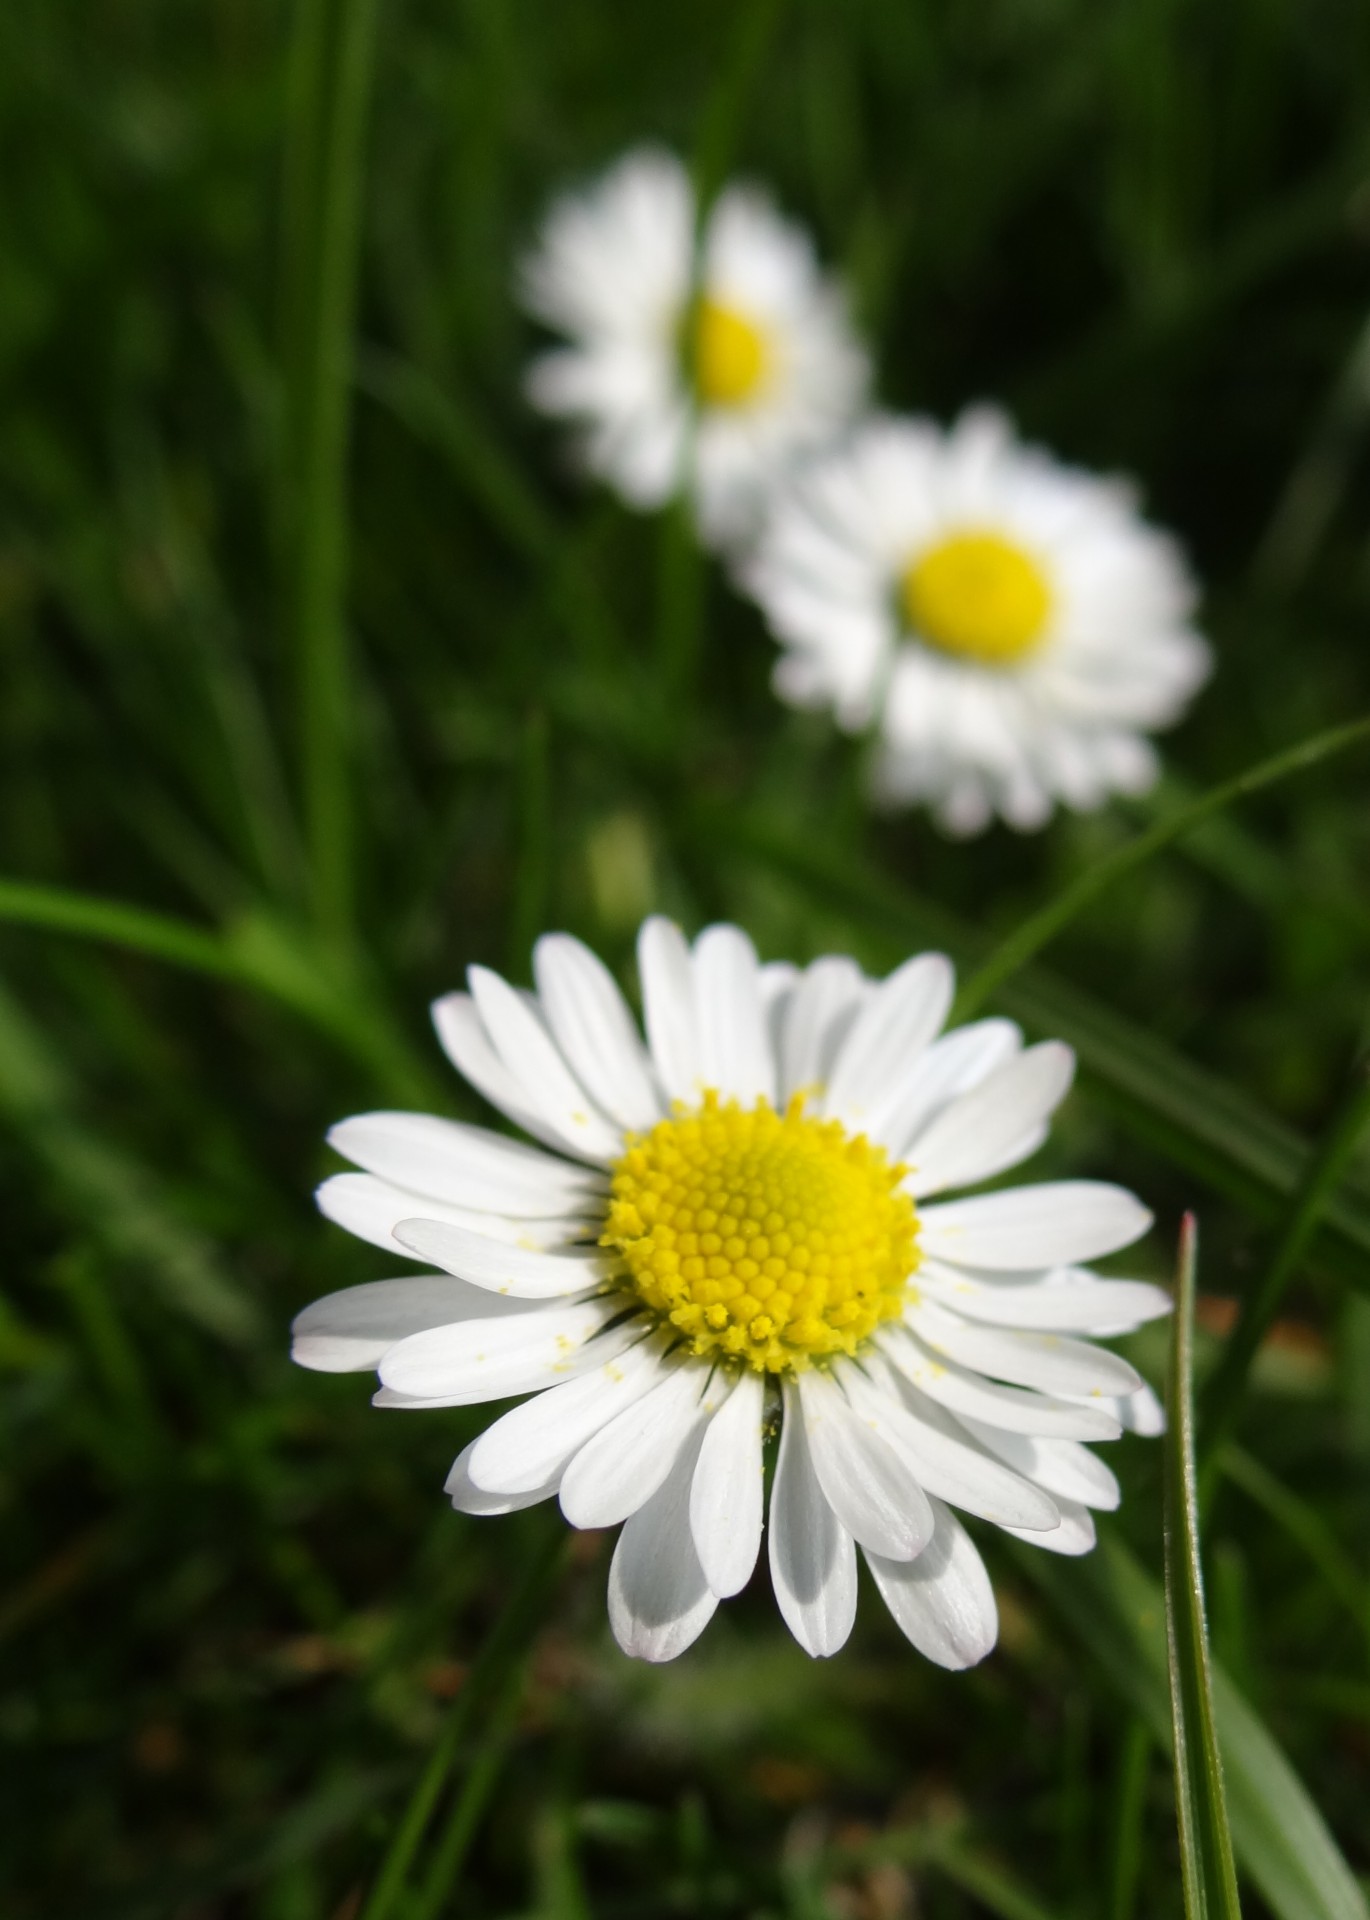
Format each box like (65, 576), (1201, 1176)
(779, 956), (865, 1103)
(919, 1181), (1153, 1269)
(906, 1299), (1143, 1398)
(327, 1111), (605, 1216)
(768, 1377), (858, 1656)
(431, 991), (570, 1150)
(316, 1171), (592, 1259)
(823, 953), (954, 1133)
(689, 1368), (766, 1598)
(608, 1422), (719, 1662)
(915, 1260), (1172, 1332)
(693, 923), (777, 1105)
(638, 917), (702, 1105)
(469, 965), (624, 1163)
(291, 1273), (537, 1373)
(878, 1325), (1123, 1441)
(872, 1019), (1023, 1158)
(1115, 1380), (1166, 1435)
(392, 1218), (609, 1299)
(905, 1043), (1074, 1195)
(958, 1422), (1121, 1510)
(467, 1333), (669, 1492)
(839, 1359), (1060, 1532)
(999, 1496), (1097, 1555)
(445, 1439), (561, 1514)
(533, 934), (663, 1132)
(559, 1359), (709, 1529)
(378, 1297), (627, 1403)
(865, 1499), (998, 1669)
(796, 1369), (934, 1561)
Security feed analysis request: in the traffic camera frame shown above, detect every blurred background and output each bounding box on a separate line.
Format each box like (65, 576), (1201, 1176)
(3, 2), (1370, 1914)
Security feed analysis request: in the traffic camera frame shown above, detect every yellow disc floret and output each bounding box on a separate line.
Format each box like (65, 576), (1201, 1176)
(901, 529), (1053, 666)
(601, 1091), (918, 1373)
(686, 296), (772, 408)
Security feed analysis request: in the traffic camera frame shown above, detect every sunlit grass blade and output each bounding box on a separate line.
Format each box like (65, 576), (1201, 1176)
(954, 714), (1370, 1021)
(0, 878), (437, 1102)
(1201, 1059), (1370, 1461)
(1165, 1214), (1242, 1918)
(713, 808), (1370, 1288)
(1015, 1533), (1368, 1920)
(279, 0), (380, 945)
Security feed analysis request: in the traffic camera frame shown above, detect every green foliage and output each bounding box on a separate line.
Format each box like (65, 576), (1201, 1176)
(3, 1), (1370, 1916)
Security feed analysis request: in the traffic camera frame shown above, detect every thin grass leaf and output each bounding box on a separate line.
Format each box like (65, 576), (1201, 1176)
(955, 715), (1370, 1021)
(359, 1527), (566, 1920)
(0, 975), (261, 1347)
(1016, 1534), (1367, 1920)
(713, 808), (1370, 1288)
(1165, 1214), (1243, 1917)
(280, 0), (380, 944)
(1201, 1060), (1370, 1460)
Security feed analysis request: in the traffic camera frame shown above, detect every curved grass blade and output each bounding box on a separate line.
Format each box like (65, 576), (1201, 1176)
(1165, 1214), (1242, 1918)
(711, 808), (1370, 1289)
(955, 714), (1370, 1021)
(1201, 1059), (1370, 1460)
(1014, 1533), (1367, 1920)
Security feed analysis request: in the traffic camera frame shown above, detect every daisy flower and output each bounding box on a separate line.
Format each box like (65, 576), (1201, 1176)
(744, 407), (1211, 834)
(519, 147), (868, 549)
(294, 920), (1167, 1666)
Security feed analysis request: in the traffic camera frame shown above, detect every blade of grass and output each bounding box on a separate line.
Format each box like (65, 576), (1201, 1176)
(1108, 1718), (1153, 1920)
(954, 713), (1370, 1021)
(1016, 1534), (1368, 1920)
(279, 0), (379, 946)
(358, 1526), (566, 1920)
(1216, 1446), (1370, 1655)
(709, 806), (1370, 1289)
(1165, 1214), (1243, 1917)
(1200, 1060), (1370, 1461)
(0, 973), (261, 1346)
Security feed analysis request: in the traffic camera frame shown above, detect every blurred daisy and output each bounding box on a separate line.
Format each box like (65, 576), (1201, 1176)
(745, 407), (1211, 834)
(295, 920), (1166, 1667)
(519, 147), (867, 548)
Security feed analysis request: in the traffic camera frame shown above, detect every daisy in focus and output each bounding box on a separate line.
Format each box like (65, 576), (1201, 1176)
(519, 147), (868, 549)
(295, 919), (1169, 1668)
(744, 407), (1211, 834)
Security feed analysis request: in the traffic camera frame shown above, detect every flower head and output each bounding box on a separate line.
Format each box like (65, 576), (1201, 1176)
(295, 920), (1166, 1666)
(519, 147), (868, 549)
(744, 407), (1211, 834)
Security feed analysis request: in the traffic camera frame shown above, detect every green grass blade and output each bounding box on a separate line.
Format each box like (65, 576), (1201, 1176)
(359, 1528), (565, 1920)
(713, 809), (1370, 1288)
(1015, 1536), (1367, 1920)
(955, 714), (1370, 1021)
(1165, 1214), (1243, 1917)
(1201, 1060), (1370, 1459)
(279, 0), (379, 946)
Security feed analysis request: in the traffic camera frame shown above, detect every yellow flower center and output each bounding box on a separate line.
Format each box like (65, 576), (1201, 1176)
(685, 296), (772, 408)
(901, 530), (1052, 666)
(601, 1091), (918, 1373)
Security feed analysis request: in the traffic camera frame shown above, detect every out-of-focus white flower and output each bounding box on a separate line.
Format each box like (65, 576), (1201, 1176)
(295, 919), (1166, 1667)
(519, 148), (868, 549)
(745, 408), (1211, 834)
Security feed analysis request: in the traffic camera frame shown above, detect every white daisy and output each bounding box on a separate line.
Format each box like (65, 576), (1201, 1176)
(519, 147), (868, 549)
(294, 919), (1168, 1667)
(744, 406), (1211, 834)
